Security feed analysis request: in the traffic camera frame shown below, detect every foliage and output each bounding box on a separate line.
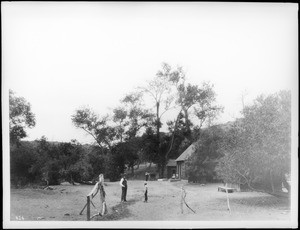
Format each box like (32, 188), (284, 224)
(10, 136), (102, 186)
(166, 112), (194, 159)
(9, 90), (36, 144)
(174, 70), (223, 137)
(57, 141), (84, 184)
(85, 145), (106, 180)
(140, 63), (222, 177)
(139, 127), (158, 163)
(138, 63), (180, 177)
(215, 90), (291, 193)
(185, 125), (225, 183)
(10, 142), (38, 186)
(10, 63), (227, 185)
(120, 92), (155, 140)
(105, 152), (126, 182)
(71, 107), (114, 150)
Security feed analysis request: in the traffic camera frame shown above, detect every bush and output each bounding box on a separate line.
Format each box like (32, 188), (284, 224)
(10, 143), (38, 186)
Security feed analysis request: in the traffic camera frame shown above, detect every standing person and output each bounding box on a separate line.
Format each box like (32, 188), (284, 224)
(143, 182), (148, 202)
(90, 174), (107, 217)
(97, 174), (107, 215)
(145, 172), (149, 181)
(120, 174), (128, 202)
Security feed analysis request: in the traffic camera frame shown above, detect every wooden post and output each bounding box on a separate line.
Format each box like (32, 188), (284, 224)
(225, 185), (231, 214)
(180, 187), (184, 214)
(87, 196), (90, 221)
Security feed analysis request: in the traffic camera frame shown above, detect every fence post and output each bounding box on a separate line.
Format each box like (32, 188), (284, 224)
(87, 196), (90, 221)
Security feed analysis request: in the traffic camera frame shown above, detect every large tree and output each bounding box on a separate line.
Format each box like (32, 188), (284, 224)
(72, 96), (153, 178)
(9, 90), (36, 144)
(112, 92), (154, 174)
(166, 77), (223, 165)
(139, 63), (179, 177)
(140, 63), (223, 177)
(216, 90), (291, 195)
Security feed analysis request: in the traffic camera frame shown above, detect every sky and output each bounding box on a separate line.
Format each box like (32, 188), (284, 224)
(2, 2), (298, 144)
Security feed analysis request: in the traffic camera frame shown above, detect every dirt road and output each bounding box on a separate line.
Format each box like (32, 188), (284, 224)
(10, 180), (290, 222)
(104, 180), (290, 221)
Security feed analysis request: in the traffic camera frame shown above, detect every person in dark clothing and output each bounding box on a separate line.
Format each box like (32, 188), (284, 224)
(144, 182), (148, 202)
(120, 174), (128, 202)
(145, 172), (149, 181)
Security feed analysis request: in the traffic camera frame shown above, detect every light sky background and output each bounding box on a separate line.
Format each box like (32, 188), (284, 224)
(2, 2), (299, 228)
(2, 2), (298, 144)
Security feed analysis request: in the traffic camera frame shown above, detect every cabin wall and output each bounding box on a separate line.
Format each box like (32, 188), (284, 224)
(177, 161), (188, 180)
(167, 166), (177, 179)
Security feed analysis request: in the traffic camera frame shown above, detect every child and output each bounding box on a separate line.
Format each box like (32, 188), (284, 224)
(144, 182), (148, 202)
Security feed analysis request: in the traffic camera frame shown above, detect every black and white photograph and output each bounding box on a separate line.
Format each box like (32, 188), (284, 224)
(2, 2), (298, 229)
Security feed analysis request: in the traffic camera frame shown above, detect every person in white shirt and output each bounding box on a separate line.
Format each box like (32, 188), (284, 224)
(119, 174), (128, 202)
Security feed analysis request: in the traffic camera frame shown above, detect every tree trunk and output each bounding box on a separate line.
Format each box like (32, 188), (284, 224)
(183, 108), (192, 138)
(165, 111), (182, 162)
(157, 163), (162, 178)
(131, 166), (134, 176)
(161, 163), (165, 179)
(156, 102), (161, 177)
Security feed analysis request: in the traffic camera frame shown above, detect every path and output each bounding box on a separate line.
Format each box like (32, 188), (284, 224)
(10, 181), (290, 221)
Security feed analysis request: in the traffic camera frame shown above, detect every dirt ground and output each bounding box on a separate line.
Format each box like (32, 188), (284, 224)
(10, 180), (290, 222)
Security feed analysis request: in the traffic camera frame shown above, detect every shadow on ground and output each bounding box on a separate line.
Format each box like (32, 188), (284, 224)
(92, 199), (138, 221)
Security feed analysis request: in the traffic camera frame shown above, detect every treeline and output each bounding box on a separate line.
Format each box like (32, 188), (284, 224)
(10, 63), (222, 185)
(9, 63), (292, 195)
(11, 137), (113, 186)
(70, 63), (223, 179)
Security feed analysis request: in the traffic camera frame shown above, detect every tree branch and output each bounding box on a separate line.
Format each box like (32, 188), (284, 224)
(234, 169), (266, 193)
(80, 127), (103, 151)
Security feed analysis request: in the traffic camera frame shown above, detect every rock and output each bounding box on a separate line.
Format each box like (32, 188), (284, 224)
(64, 213), (70, 216)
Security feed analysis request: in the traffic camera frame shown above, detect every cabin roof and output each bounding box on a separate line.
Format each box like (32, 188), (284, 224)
(166, 159), (177, 167)
(175, 144), (196, 162)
